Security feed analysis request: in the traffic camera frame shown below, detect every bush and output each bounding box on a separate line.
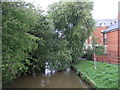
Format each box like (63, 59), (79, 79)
(82, 45), (105, 60)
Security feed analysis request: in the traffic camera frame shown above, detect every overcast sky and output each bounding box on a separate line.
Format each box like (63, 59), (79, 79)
(30, 0), (119, 19)
(92, 0), (119, 19)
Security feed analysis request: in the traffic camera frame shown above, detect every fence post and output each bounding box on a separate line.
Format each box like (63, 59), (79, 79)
(102, 56), (103, 63)
(109, 56), (110, 64)
(93, 53), (96, 70)
(92, 54), (94, 61)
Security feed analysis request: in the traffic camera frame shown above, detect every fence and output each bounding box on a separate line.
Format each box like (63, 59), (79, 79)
(92, 51), (120, 65)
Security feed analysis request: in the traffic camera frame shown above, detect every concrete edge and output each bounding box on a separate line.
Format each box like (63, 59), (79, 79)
(70, 66), (97, 88)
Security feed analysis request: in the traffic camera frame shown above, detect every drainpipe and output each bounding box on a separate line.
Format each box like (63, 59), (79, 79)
(118, 18), (120, 65)
(118, 29), (120, 65)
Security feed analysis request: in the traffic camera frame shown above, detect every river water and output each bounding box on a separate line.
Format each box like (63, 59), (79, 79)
(8, 68), (91, 88)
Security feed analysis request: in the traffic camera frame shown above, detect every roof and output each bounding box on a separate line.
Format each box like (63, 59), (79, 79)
(95, 19), (116, 27)
(102, 20), (120, 33)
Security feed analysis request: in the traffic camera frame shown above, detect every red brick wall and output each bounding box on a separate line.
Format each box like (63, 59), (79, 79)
(92, 30), (119, 65)
(86, 36), (92, 44)
(118, 30), (120, 59)
(86, 27), (108, 44)
(107, 30), (118, 56)
(93, 27), (108, 44)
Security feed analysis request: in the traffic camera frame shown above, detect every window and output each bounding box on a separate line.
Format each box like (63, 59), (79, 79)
(103, 33), (107, 44)
(104, 45), (107, 54)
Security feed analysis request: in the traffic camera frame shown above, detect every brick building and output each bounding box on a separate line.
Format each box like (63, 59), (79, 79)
(85, 19), (119, 64)
(102, 20), (120, 58)
(94, 20), (120, 64)
(85, 19), (115, 49)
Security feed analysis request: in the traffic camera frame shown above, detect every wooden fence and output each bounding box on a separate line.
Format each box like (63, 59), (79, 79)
(92, 51), (120, 65)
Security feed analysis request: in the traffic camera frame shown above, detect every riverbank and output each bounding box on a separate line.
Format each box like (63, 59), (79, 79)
(72, 60), (119, 88)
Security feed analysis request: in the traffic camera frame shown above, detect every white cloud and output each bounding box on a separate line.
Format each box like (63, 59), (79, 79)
(92, 0), (119, 19)
(33, 0), (59, 10)
(31, 0), (120, 19)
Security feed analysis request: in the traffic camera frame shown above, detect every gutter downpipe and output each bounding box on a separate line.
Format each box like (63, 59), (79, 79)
(118, 2), (120, 65)
(118, 26), (120, 65)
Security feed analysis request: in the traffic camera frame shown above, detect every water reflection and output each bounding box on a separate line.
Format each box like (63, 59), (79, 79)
(65, 68), (71, 73)
(45, 69), (51, 76)
(8, 68), (91, 88)
(32, 72), (36, 78)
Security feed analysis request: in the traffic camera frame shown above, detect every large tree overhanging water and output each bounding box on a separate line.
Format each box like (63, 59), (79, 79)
(2, 1), (95, 87)
(47, 1), (95, 64)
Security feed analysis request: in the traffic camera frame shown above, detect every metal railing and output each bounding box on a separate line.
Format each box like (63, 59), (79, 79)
(93, 51), (119, 65)
(82, 51), (120, 65)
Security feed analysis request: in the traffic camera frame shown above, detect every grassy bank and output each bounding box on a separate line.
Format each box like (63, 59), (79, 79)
(73, 60), (119, 88)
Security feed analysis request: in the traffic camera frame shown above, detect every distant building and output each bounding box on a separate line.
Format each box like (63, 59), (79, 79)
(91, 20), (120, 64)
(85, 19), (116, 50)
(102, 20), (120, 57)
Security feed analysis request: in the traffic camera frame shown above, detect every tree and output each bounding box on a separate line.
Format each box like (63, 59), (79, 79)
(82, 35), (105, 60)
(2, 2), (39, 86)
(29, 10), (72, 71)
(29, 13), (54, 72)
(2, 1), (95, 87)
(48, 1), (95, 63)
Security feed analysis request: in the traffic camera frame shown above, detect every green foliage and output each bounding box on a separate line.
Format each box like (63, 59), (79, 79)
(91, 35), (105, 55)
(48, 1), (95, 62)
(82, 35), (105, 60)
(29, 5), (72, 71)
(83, 45), (105, 60)
(73, 60), (119, 88)
(2, 1), (95, 87)
(46, 39), (72, 70)
(29, 13), (53, 71)
(2, 2), (39, 86)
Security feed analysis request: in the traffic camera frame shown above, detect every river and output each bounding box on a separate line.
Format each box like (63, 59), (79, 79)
(8, 68), (91, 88)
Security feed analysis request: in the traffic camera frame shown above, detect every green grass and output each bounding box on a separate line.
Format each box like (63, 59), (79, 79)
(73, 60), (119, 88)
